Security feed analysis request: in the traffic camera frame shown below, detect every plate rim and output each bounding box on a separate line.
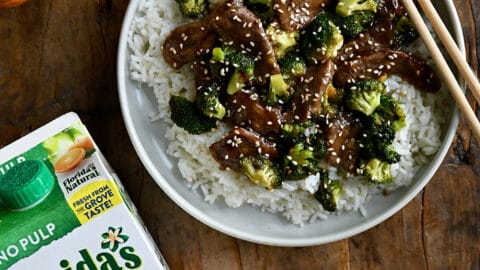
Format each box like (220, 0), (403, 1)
(117, 0), (465, 247)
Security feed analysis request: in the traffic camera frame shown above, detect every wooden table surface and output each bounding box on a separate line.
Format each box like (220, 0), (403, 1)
(1, 0), (479, 269)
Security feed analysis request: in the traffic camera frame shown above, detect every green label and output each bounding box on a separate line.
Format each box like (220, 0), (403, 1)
(0, 126), (89, 269)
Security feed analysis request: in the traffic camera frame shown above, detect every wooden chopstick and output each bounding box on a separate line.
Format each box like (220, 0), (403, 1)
(399, 0), (480, 141)
(416, 0), (480, 103)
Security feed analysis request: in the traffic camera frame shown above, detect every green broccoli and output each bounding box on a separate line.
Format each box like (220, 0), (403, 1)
(266, 22), (299, 59)
(358, 117), (396, 154)
(341, 11), (375, 38)
(245, 0), (274, 21)
(358, 113), (400, 164)
(169, 95), (217, 134)
(394, 16), (419, 47)
(281, 121), (315, 143)
(175, 0), (206, 18)
(266, 73), (293, 105)
(283, 140), (326, 180)
(373, 95), (406, 131)
(211, 47), (226, 62)
(211, 46), (255, 94)
(314, 171), (343, 212)
(240, 155), (282, 190)
(214, 46), (253, 70)
(364, 117), (396, 145)
(345, 78), (386, 116)
(360, 158), (394, 184)
(196, 82), (226, 119)
(279, 51), (306, 80)
(300, 13), (344, 63)
(336, 0), (378, 17)
(356, 94), (404, 164)
(377, 143), (401, 164)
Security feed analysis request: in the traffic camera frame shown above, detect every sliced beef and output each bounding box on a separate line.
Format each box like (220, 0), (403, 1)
(336, 17), (396, 63)
(162, 20), (217, 69)
(334, 50), (441, 92)
(285, 60), (336, 123)
(192, 60), (212, 88)
(209, 127), (280, 171)
(377, 0), (407, 18)
(273, 0), (333, 31)
(162, 5), (230, 69)
(210, 5), (280, 81)
(325, 111), (362, 173)
(226, 89), (283, 135)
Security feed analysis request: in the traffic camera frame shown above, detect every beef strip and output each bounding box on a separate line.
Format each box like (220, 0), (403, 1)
(285, 59), (336, 123)
(335, 17), (396, 63)
(377, 0), (407, 18)
(209, 127), (280, 171)
(226, 89), (283, 135)
(162, 20), (217, 69)
(325, 111), (362, 173)
(192, 60), (212, 88)
(273, 0), (333, 31)
(334, 50), (441, 92)
(162, 4), (232, 69)
(210, 5), (280, 81)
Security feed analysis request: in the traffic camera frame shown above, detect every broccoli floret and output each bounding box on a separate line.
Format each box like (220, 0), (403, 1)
(196, 82), (226, 119)
(169, 95), (217, 134)
(225, 49), (255, 74)
(341, 11), (375, 38)
(175, 0), (206, 18)
(281, 121), (315, 142)
(283, 141), (325, 180)
(360, 158), (394, 183)
(300, 13), (344, 63)
(266, 22), (299, 59)
(373, 95), (406, 131)
(279, 51), (306, 80)
(211, 47), (225, 62)
(377, 143), (401, 163)
(336, 0), (378, 17)
(240, 155), (282, 190)
(361, 118), (396, 146)
(360, 141), (400, 164)
(245, 0), (274, 21)
(211, 46), (255, 94)
(345, 78), (386, 116)
(394, 16), (419, 47)
(314, 171), (343, 212)
(265, 73), (293, 105)
(226, 69), (247, 94)
(357, 95), (404, 163)
(358, 114), (400, 163)
(356, 93), (404, 164)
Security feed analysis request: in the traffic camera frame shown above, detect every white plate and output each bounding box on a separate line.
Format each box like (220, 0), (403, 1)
(117, 0), (464, 246)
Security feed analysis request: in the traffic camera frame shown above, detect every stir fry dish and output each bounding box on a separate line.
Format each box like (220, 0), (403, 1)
(161, 0), (440, 211)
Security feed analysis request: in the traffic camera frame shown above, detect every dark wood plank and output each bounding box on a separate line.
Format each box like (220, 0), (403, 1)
(348, 194), (427, 269)
(0, 0), (478, 269)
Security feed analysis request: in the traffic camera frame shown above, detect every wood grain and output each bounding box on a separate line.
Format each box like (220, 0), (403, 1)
(0, 0), (479, 269)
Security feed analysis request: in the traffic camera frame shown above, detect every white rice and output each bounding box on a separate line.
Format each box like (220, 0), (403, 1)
(128, 0), (447, 225)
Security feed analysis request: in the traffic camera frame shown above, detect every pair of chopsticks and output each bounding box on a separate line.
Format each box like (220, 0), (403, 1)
(399, 0), (480, 141)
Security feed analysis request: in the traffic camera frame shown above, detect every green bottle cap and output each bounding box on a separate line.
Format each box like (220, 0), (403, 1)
(0, 160), (55, 211)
